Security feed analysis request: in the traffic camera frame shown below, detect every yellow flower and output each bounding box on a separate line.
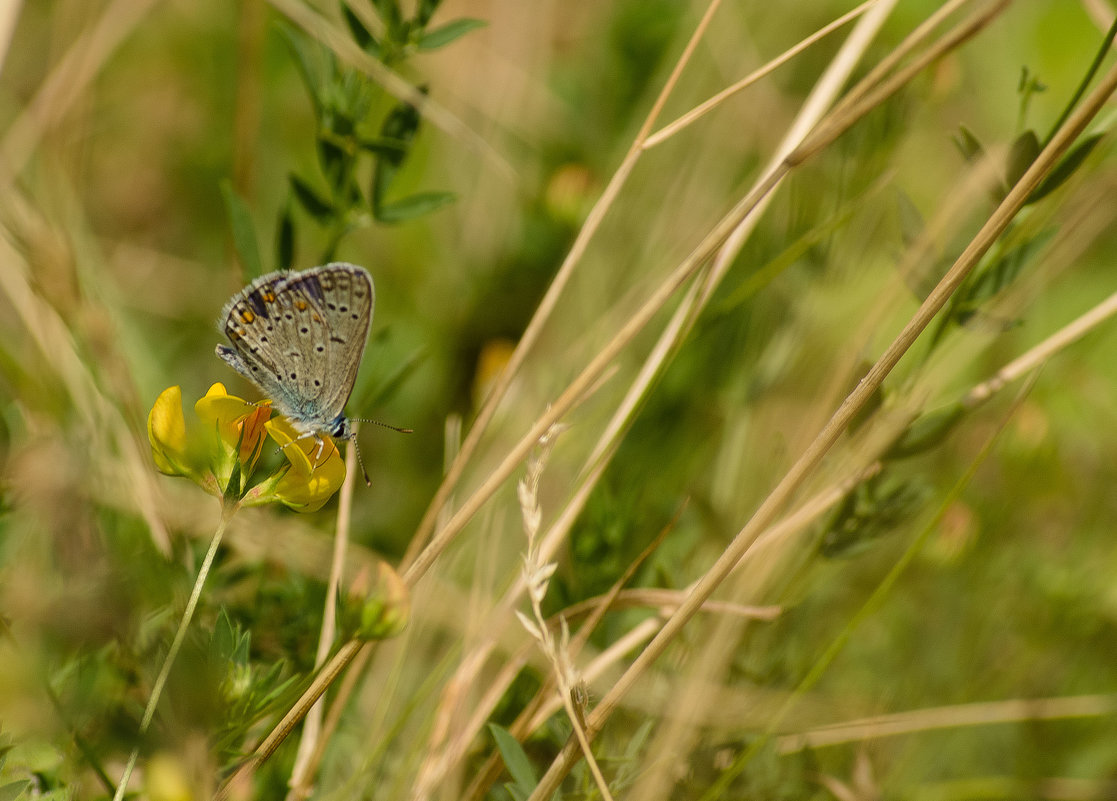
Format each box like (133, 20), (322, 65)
(149, 383), (271, 499)
(243, 415), (346, 513)
(148, 384), (347, 511)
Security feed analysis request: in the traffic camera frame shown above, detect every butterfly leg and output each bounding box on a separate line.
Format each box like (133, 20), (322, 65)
(274, 429), (324, 457)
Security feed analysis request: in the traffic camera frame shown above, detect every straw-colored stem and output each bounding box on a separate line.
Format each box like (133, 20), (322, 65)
(778, 693), (1117, 753)
(400, 0), (726, 572)
(701, 373), (1039, 800)
(213, 639), (365, 801)
(284, 442), (358, 798)
(0, 0), (160, 189)
(643, 0), (880, 149)
(526, 42), (1117, 801)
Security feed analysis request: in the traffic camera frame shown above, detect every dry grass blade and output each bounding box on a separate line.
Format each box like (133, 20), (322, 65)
(0, 0), (23, 73)
(778, 694), (1117, 752)
(214, 640), (365, 801)
(788, 0), (1010, 166)
(400, 0), (726, 570)
(643, 0), (881, 149)
(6, 2), (1114, 798)
(285, 443), (360, 799)
(967, 290), (1117, 406)
(459, 506), (679, 801)
(585, 0), (897, 478)
(525, 37), (1117, 801)
(0, 0), (160, 188)
(404, 0), (1011, 591)
(401, 167), (782, 587)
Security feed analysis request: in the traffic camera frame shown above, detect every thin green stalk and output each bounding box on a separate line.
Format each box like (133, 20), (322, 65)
(113, 507), (233, 801)
(1042, 13), (1117, 148)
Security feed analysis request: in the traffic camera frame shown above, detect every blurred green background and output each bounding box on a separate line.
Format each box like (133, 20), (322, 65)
(3, 1), (1117, 799)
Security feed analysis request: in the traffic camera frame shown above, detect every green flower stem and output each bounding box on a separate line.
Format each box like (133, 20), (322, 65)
(113, 506), (233, 801)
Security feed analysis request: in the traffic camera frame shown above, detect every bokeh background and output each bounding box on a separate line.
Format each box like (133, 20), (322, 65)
(3, 1), (1117, 799)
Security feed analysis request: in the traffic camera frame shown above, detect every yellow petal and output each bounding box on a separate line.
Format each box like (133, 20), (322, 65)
(265, 418), (314, 476)
(272, 444), (346, 512)
(195, 384), (259, 427)
(148, 386), (188, 475)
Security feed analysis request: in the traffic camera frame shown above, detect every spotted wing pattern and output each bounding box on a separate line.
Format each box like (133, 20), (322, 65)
(215, 262), (374, 435)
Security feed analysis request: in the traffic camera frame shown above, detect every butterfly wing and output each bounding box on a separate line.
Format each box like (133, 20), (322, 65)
(216, 263), (374, 433)
(285, 263), (374, 425)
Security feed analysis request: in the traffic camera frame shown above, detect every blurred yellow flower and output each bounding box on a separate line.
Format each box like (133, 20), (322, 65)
(148, 384), (346, 512)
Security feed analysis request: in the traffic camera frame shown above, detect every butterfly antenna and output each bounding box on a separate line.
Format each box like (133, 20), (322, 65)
(349, 436), (372, 487)
(353, 417), (414, 434)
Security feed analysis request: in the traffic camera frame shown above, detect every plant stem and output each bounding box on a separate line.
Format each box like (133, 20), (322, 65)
(113, 506), (232, 801)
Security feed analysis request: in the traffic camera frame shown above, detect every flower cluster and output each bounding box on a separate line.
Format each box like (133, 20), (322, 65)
(148, 384), (346, 512)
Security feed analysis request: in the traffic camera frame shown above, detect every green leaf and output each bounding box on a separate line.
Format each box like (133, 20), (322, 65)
(342, 2), (380, 55)
(375, 191), (456, 223)
(317, 136), (352, 195)
(289, 174), (336, 223)
(212, 609), (235, 661)
(887, 402), (967, 458)
(371, 98), (424, 210)
(276, 22), (325, 118)
(960, 228), (1055, 312)
(0, 780), (30, 801)
(416, 18), (487, 51)
(415, 0), (441, 27)
(372, 162), (396, 215)
(952, 124), (985, 163)
(820, 476), (927, 557)
(1027, 133), (1103, 204)
(276, 203), (295, 272)
(488, 724), (537, 792)
(357, 135), (409, 159)
(224, 458), (244, 503)
(220, 182), (263, 279)
(231, 627), (250, 666)
(373, 0), (403, 40)
(1005, 129), (1040, 189)
(255, 660), (296, 706)
(952, 125), (1008, 203)
(379, 99), (423, 164)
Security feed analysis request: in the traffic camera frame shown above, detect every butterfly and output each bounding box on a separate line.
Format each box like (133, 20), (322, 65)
(216, 262), (393, 484)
